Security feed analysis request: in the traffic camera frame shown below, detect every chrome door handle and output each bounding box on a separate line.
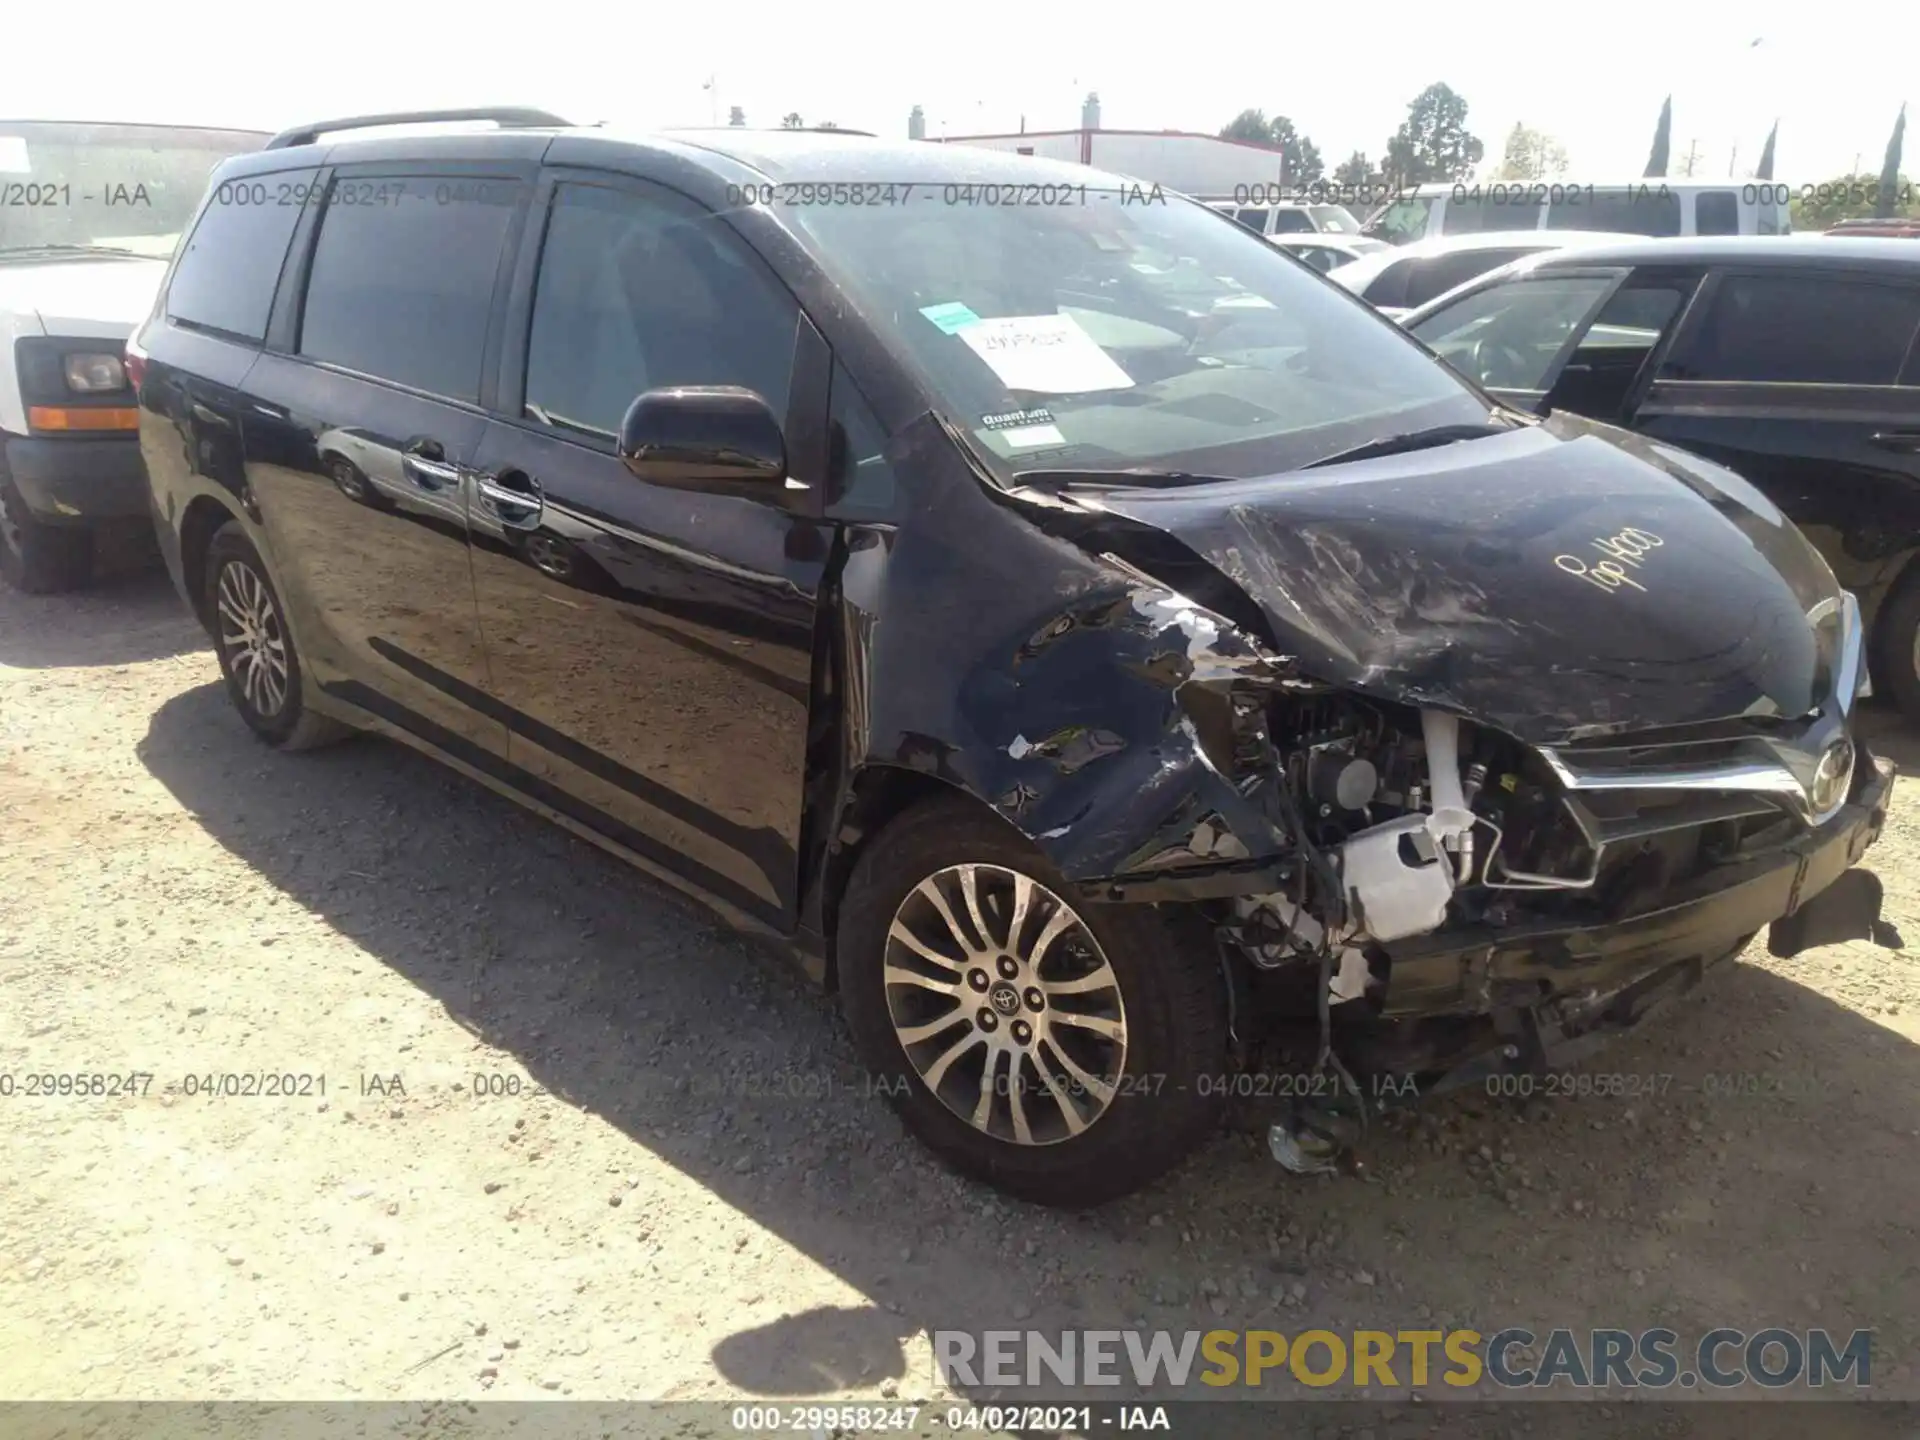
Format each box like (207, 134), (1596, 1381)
(402, 452), (462, 490)
(1869, 431), (1920, 455)
(476, 474), (543, 530)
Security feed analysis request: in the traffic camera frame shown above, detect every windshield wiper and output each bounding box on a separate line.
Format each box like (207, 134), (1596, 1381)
(0, 243), (151, 259)
(1299, 419), (1516, 470)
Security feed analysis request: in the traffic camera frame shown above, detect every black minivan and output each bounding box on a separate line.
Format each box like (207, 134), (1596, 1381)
(133, 110), (1892, 1206)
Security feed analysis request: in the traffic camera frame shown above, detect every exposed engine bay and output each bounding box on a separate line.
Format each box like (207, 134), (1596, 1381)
(1211, 686), (1842, 1012)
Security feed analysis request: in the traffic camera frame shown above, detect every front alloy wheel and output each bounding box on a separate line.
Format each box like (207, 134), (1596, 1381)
(886, 864), (1128, 1146)
(839, 798), (1229, 1207)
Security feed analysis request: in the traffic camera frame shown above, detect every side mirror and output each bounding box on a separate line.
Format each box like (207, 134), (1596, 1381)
(617, 386), (789, 500)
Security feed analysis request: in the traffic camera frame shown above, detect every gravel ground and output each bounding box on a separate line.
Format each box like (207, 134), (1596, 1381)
(3, 571), (1919, 1428)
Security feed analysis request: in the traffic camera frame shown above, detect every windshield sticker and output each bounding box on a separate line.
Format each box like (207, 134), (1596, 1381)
(958, 314), (1135, 394)
(1001, 423), (1067, 449)
(1213, 293), (1276, 310)
(0, 138), (29, 174)
(982, 407), (1056, 431)
(919, 301), (982, 335)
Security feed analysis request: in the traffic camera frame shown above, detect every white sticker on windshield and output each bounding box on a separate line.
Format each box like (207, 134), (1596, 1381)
(957, 314), (1135, 394)
(1002, 424), (1067, 449)
(0, 137), (30, 174)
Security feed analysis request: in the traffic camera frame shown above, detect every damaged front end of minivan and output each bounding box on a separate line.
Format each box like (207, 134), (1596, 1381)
(948, 415), (1897, 1168)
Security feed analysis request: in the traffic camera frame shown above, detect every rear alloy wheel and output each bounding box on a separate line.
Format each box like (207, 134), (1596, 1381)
(204, 523), (349, 750)
(839, 798), (1228, 1207)
(0, 478), (92, 594)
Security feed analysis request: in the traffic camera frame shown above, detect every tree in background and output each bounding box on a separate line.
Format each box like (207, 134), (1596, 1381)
(728, 106), (746, 128)
(1877, 104), (1908, 218)
(1644, 96), (1672, 177)
(1219, 109), (1274, 144)
(1754, 121), (1778, 181)
(1382, 84), (1483, 186)
(1492, 123), (1570, 181)
(781, 113), (804, 129)
(1268, 116), (1325, 184)
(1789, 170), (1919, 229)
(1332, 151), (1373, 187)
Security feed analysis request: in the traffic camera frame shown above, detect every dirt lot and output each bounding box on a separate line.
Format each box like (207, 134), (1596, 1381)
(3, 571), (1919, 1424)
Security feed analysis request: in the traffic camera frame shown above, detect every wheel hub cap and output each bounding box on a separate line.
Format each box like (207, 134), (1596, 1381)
(883, 862), (1129, 1147)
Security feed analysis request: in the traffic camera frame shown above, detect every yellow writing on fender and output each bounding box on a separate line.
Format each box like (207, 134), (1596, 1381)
(1196, 1329), (1484, 1387)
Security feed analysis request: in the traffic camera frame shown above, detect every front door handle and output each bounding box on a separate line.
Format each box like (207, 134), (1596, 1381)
(1869, 430), (1920, 455)
(401, 438), (461, 491)
(476, 472), (543, 531)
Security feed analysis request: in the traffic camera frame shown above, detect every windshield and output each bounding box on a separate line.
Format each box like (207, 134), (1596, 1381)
(0, 121), (266, 258)
(790, 186), (1488, 480)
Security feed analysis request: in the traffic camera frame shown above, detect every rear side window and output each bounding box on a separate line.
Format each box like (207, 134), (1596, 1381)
(166, 167), (319, 341)
(297, 177), (523, 402)
(1268, 208), (1315, 234)
(1442, 192), (1546, 236)
(1668, 273), (1920, 385)
(1695, 190), (1740, 236)
(1233, 208), (1270, 233)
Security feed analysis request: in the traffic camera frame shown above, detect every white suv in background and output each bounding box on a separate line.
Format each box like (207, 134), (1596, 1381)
(0, 118), (264, 591)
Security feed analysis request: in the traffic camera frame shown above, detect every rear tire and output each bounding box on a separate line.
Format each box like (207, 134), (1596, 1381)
(204, 523), (350, 751)
(838, 796), (1229, 1207)
(1873, 573), (1920, 723)
(0, 478), (93, 594)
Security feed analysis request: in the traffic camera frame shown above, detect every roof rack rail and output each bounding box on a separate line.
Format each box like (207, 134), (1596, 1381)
(265, 107), (572, 151)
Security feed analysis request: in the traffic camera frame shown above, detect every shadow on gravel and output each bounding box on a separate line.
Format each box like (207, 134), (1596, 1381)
(0, 567), (203, 669)
(138, 684), (1920, 1411)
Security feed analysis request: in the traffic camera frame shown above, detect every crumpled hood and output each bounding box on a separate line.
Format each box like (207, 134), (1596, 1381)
(1070, 412), (1846, 744)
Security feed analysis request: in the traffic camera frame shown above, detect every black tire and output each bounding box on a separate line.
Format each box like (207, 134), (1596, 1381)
(1873, 573), (1920, 722)
(0, 477), (93, 594)
(204, 523), (350, 751)
(838, 796), (1229, 1207)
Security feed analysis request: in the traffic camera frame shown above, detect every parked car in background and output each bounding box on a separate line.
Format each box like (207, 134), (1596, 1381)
(1401, 235), (1920, 716)
(0, 118), (267, 592)
(1365, 179), (1792, 247)
(1326, 230), (1622, 319)
(1266, 233), (1388, 273)
(134, 115), (1890, 1206)
(1205, 198), (1362, 237)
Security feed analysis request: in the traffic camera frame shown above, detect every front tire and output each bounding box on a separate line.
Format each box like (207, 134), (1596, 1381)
(0, 478), (93, 594)
(838, 797), (1229, 1207)
(204, 523), (349, 750)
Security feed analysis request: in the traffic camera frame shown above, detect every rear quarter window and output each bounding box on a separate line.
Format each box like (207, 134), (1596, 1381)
(165, 167), (320, 341)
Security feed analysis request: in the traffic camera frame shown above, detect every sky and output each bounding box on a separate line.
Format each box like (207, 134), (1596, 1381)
(6, 0), (1913, 183)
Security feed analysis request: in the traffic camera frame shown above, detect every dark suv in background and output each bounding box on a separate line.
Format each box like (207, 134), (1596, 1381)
(130, 109), (1891, 1205)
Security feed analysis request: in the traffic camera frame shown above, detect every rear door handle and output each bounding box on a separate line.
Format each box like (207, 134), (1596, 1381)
(1869, 431), (1920, 454)
(476, 472), (543, 530)
(401, 438), (461, 490)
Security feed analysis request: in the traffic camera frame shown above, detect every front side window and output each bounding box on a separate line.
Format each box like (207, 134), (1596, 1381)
(167, 166), (319, 341)
(524, 183), (799, 438)
(1369, 198), (1432, 243)
(0, 121), (265, 260)
(1664, 273), (1920, 385)
(1410, 273), (1623, 391)
(298, 178), (523, 402)
(791, 188), (1488, 480)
